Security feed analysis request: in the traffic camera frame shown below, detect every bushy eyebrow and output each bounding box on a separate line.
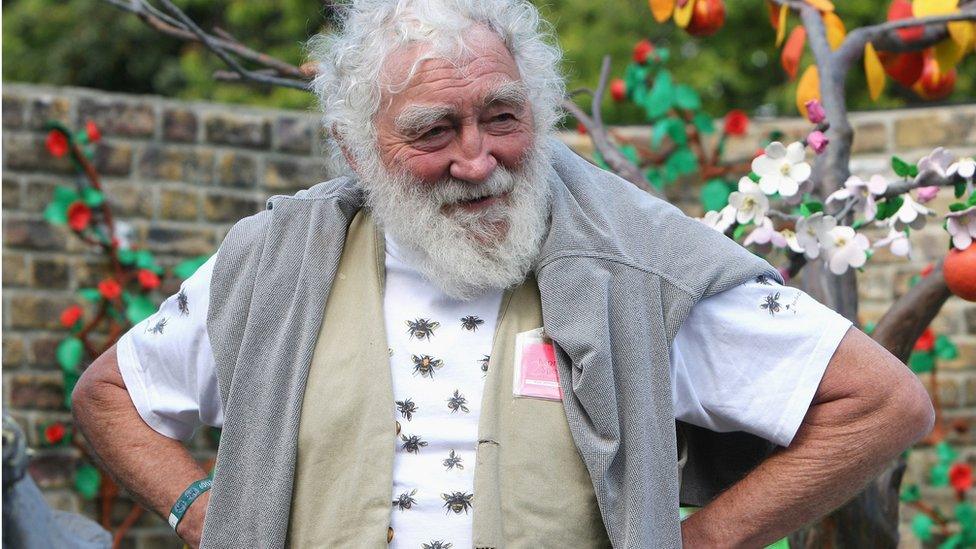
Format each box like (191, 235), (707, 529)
(393, 80), (529, 136)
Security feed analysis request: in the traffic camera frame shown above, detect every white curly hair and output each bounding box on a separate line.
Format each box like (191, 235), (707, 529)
(304, 0), (566, 175)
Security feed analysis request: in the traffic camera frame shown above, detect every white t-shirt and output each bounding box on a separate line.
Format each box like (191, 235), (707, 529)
(117, 240), (852, 547)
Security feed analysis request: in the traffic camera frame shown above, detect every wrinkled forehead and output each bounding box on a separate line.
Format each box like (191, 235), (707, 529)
(376, 25), (527, 116)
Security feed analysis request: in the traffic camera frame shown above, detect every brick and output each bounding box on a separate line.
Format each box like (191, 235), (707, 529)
(7, 372), (66, 410)
(91, 140), (133, 176)
(136, 144), (214, 184)
(894, 114), (947, 150)
(936, 376), (961, 408)
(944, 113), (976, 147)
(30, 256), (71, 289)
(3, 94), (26, 128)
(28, 95), (72, 131)
(941, 339), (975, 371)
(3, 252), (29, 287)
(29, 452), (78, 489)
(8, 294), (70, 330)
(42, 489), (81, 514)
(146, 226), (215, 255)
(3, 217), (68, 251)
(965, 377), (976, 407)
(76, 97), (156, 138)
(102, 180), (154, 218)
(158, 188), (200, 221)
(162, 107), (198, 143)
(2, 134), (75, 174)
(964, 305), (976, 334)
(263, 156), (326, 191)
(275, 116), (314, 154)
(204, 112), (270, 149)
(3, 175), (21, 209)
(3, 336), (26, 368)
(30, 333), (66, 369)
(20, 177), (63, 213)
(203, 193), (262, 223)
(850, 121), (888, 154)
(215, 152), (257, 188)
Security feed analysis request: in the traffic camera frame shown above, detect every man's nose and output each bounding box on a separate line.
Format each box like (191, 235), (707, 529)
(450, 127), (497, 183)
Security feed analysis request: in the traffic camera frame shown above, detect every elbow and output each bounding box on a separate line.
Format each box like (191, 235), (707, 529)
(890, 375), (935, 448)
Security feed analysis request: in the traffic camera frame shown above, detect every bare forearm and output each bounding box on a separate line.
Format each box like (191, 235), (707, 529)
(681, 387), (930, 547)
(72, 344), (209, 544)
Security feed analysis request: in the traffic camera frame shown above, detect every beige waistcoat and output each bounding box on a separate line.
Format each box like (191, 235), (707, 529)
(286, 210), (611, 548)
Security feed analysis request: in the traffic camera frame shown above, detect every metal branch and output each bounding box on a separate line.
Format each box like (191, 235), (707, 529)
(563, 56), (661, 196)
(837, 7), (976, 70)
(100, 0), (309, 84)
(155, 0), (309, 90)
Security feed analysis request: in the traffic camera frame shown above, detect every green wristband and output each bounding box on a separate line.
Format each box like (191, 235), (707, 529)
(168, 477), (213, 531)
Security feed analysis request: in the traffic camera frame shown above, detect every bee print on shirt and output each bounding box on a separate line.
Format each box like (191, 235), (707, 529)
(400, 433), (428, 454)
(146, 317), (168, 334)
(396, 398), (418, 421)
(422, 542), (453, 549)
(755, 274), (772, 285)
(760, 292), (782, 316)
(406, 318), (440, 340)
(412, 354), (444, 379)
(446, 390), (469, 414)
(177, 289), (190, 316)
(392, 489), (418, 511)
(479, 355), (490, 375)
(443, 450), (463, 471)
(442, 491), (474, 514)
(460, 315), (484, 331)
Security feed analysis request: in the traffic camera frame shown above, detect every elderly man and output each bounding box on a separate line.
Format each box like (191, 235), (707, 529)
(72, 1), (934, 548)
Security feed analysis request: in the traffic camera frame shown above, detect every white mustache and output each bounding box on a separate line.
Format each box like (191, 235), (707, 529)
(422, 172), (517, 208)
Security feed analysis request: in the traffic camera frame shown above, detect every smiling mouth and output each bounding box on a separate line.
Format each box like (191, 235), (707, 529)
(454, 190), (510, 211)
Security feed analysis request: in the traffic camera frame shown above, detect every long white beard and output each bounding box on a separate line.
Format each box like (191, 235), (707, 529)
(357, 143), (552, 300)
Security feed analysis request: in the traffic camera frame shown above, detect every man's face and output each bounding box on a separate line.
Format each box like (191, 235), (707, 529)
(351, 28), (552, 300)
(374, 28), (536, 202)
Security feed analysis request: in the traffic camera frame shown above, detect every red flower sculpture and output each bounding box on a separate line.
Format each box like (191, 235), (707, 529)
(137, 269), (161, 290)
(98, 278), (122, 300)
(950, 463), (973, 493)
(60, 305), (83, 328)
(723, 110), (749, 136)
(45, 422), (66, 445)
(85, 120), (101, 143)
(67, 201), (92, 232)
(633, 40), (654, 64)
(914, 328), (935, 352)
(45, 130), (68, 158)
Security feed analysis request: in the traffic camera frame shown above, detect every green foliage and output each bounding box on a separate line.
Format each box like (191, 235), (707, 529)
(56, 337), (84, 374)
(74, 464), (101, 500)
(5, 0), (973, 117)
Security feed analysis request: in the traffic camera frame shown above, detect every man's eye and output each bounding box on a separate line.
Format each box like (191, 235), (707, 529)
(418, 126), (450, 141)
(492, 113), (516, 122)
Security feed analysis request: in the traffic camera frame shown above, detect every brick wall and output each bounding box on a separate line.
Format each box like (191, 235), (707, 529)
(2, 82), (974, 547)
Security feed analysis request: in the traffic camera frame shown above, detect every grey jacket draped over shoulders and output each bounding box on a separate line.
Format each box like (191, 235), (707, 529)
(201, 137), (782, 548)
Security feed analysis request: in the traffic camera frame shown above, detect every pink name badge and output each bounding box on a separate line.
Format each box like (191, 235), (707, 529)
(513, 328), (563, 401)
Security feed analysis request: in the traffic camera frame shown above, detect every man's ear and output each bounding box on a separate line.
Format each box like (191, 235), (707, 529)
(331, 125), (359, 173)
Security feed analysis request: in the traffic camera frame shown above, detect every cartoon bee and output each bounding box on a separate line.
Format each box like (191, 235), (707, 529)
(177, 289), (190, 316)
(412, 354), (444, 379)
(406, 318), (440, 340)
(392, 489), (418, 511)
(442, 450), (463, 471)
(441, 491), (473, 515)
(396, 398), (418, 421)
(146, 317), (168, 334)
(446, 390), (469, 414)
(760, 292), (782, 316)
(459, 315), (484, 331)
(400, 433), (428, 454)
(422, 542), (453, 549)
